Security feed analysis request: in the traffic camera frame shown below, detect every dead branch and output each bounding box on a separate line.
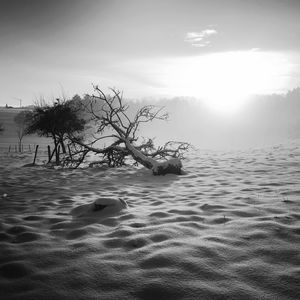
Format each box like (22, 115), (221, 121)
(70, 86), (190, 174)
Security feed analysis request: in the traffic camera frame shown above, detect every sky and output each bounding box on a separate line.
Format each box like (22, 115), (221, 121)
(0, 0), (300, 111)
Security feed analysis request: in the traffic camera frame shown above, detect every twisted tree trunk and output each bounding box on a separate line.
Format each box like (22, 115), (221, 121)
(123, 138), (183, 175)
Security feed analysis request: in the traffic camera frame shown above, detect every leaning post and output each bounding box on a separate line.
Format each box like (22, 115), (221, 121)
(33, 145), (39, 165)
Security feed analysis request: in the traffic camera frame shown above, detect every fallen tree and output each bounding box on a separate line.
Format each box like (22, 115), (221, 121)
(70, 85), (190, 175)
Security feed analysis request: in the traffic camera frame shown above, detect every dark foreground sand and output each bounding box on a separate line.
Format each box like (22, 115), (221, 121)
(0, 144), (299, 300)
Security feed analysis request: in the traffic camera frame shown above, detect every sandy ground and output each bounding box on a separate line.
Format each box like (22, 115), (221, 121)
(0, 144), (299, 300)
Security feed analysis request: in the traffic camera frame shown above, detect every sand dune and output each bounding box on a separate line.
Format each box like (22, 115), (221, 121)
(0, 143), (299, 299)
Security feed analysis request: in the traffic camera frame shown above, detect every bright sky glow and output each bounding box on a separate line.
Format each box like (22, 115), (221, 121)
(160, 50), (292, 113)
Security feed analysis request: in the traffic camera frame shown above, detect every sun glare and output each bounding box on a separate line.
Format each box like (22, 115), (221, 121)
(162, 51), (290, 114)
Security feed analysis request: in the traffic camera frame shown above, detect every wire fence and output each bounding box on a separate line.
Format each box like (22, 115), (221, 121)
(0, 143), (49, 153)
(0, 142), (86, 168)
(0, 142), (54, 166)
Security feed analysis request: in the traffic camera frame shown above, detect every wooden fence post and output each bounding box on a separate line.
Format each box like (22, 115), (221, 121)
(47, 145), (51, 162)
(56, 145), (60, 165)
(33, 145), (39, 165)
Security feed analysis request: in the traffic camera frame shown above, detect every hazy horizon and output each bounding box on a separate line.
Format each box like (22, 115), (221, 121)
(1, 87), (300, 150)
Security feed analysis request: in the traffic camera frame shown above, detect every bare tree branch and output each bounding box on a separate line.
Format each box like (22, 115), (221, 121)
(69, 86), (190, 174)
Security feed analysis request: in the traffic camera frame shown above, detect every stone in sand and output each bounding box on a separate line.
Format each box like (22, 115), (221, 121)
(71, 197), (128, 217)
(93, 197), (128, 212)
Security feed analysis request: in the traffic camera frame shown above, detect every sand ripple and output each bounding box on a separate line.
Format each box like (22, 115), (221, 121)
(0, 143), (299, 299)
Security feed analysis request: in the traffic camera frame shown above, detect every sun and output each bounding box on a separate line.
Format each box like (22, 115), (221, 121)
(162, 50), (290, 114)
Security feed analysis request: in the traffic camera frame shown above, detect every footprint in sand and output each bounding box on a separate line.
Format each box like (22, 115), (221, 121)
(71, 197), (128, 218)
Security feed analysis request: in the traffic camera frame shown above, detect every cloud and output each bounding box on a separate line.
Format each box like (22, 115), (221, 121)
(185, 29), (217, 47)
